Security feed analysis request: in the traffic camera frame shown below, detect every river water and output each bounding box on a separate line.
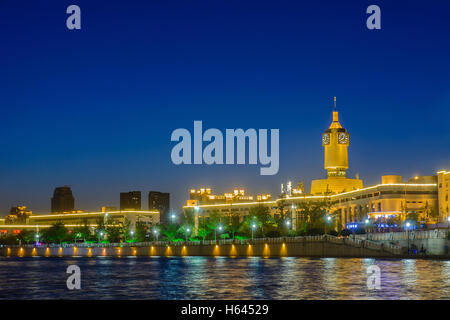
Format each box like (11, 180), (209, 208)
(0, 256), (449, 299)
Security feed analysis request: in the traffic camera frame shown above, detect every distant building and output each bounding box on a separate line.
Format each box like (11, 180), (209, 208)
(120, 191), (141, 211)
(148, 191), (169, 224)
(101, 206), (117, 212)
(51, 186), (75, 213)
(5, 206), (32, 224)
(438, 171), (449, 220)
(188, 188), (254, 206)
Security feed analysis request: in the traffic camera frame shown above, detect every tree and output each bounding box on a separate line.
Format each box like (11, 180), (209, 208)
(19, 230), (37, 244)
(297, 200), (331, 234)
(226, 211), (240, 240)
(197, 226), (211, 243)
(73, 219), (91, 242)
(43, 222), (68, 244)
(162, 224), (178, 241)
(135, 221), (148, 242)
(276, 200), (287, 221)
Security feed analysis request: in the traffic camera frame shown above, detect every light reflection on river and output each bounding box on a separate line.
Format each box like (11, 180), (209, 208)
(0, 257), (449, 299)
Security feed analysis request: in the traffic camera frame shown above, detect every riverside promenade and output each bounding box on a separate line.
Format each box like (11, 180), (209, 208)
(0, 235), (403, 258)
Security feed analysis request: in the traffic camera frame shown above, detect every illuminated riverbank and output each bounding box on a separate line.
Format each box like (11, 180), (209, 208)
(0, 236), (402, 258)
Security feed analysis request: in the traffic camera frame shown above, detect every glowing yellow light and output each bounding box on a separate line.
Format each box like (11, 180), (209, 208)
(181, 245), (188, 256)
(246, 244), (253, 256)
(213, 244), (220, 256)
(32, 248), (37, 256)
(230, 244), (237, 257)
(280, 243), (287, 256)
(263, 244), (270, 258)
(87, 248), (92, 257)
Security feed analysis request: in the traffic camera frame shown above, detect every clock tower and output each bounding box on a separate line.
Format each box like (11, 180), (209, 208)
(311, 98), (363, 195)
(322, 97), (349, 178)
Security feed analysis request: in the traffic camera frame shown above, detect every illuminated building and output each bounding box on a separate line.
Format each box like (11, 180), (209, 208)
(311, 98), (363, 195)
(257, 194), (272, 201)
(188, 188), (253, 205)
(184, 99), (446, 228)
(120, 191), (141, 211)
(0, 210), (160, 233)
(438, 171), (450, 220)
(148, 191), (169, 224)
(51, 186), (75, 213)
(5, 206), (32, 224)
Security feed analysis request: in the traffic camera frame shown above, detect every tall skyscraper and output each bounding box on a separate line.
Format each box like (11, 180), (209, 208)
(51, 186), (75, 213)
(149, 191), (169, 224)
(120, 191), (141, 211)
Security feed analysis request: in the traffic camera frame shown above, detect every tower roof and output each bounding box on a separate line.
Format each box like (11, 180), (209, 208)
(329, 97), (342, 129)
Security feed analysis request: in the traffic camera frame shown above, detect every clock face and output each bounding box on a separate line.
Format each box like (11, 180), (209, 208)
(322, 133), (330, 145)
(338, 132), (348, 144)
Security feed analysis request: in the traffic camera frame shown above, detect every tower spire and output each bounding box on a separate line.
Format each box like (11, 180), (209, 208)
(334, 96), (337, 110)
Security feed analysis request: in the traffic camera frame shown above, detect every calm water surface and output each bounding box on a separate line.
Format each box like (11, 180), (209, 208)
(0, 257), (449, 299)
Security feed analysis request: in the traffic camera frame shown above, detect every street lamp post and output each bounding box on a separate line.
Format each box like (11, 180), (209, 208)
(251, 223), (256, 240)
(325, 216), (332, 235)
(185, 228), (190, 242)
(447, 216), (450, 230)
(215, 225), (223, 242)
(153, 229), (159, 242)
(98, 231), (104, 244)
(171, 213), (176, 224)
(406, 222), (411, 255)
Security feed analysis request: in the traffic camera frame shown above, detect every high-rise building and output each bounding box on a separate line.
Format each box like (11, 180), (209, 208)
(120, 191), (141, 211)
(148, 191), (169, 224)
(51, 186), (75, 213)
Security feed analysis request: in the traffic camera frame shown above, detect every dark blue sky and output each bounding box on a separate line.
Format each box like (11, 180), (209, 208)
(0, 0), (449, 215)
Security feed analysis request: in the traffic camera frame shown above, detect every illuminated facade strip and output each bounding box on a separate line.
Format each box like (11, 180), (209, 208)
(183, 183), (437, 209)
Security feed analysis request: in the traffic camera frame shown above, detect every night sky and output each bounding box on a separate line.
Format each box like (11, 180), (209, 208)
(1, 0), (449, 215)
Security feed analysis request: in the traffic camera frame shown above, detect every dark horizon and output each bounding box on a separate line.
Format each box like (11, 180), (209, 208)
(1, 0), (449, 215)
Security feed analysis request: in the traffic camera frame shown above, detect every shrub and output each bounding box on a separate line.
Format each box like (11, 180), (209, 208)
(339, 229), (352, 237)
(265, 230), (281, 238)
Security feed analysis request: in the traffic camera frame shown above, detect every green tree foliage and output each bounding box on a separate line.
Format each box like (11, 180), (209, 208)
(18, 230), (37, 244)
(239, 205), (277, 237)
(297, 200), (331, 233)
(135, 221), (148, 242)
(73, 220), (92, 242)
(162, 224), (178, 241)
(43, 222), (68, 244)
(197, 226), (211, 243)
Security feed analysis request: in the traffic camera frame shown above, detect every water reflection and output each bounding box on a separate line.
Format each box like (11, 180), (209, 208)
(0, 257), (449, 299)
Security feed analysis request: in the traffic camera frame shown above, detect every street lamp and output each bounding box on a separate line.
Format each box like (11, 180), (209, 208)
(251, 223), (256, 240)
(447, 216), (450, 230)
(98, 231), (104, 243)
(325, 216), (332, 235)
(171, 213), (176, 224)
(153, 228), (159, 242)
(215, 224), (223, 242)
(285, 219), (291, 229)
(406, 222), (411, 254)
(185, 228), (190, 242)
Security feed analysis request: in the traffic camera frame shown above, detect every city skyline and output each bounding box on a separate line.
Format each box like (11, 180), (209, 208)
(1, 0), (449, 214)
